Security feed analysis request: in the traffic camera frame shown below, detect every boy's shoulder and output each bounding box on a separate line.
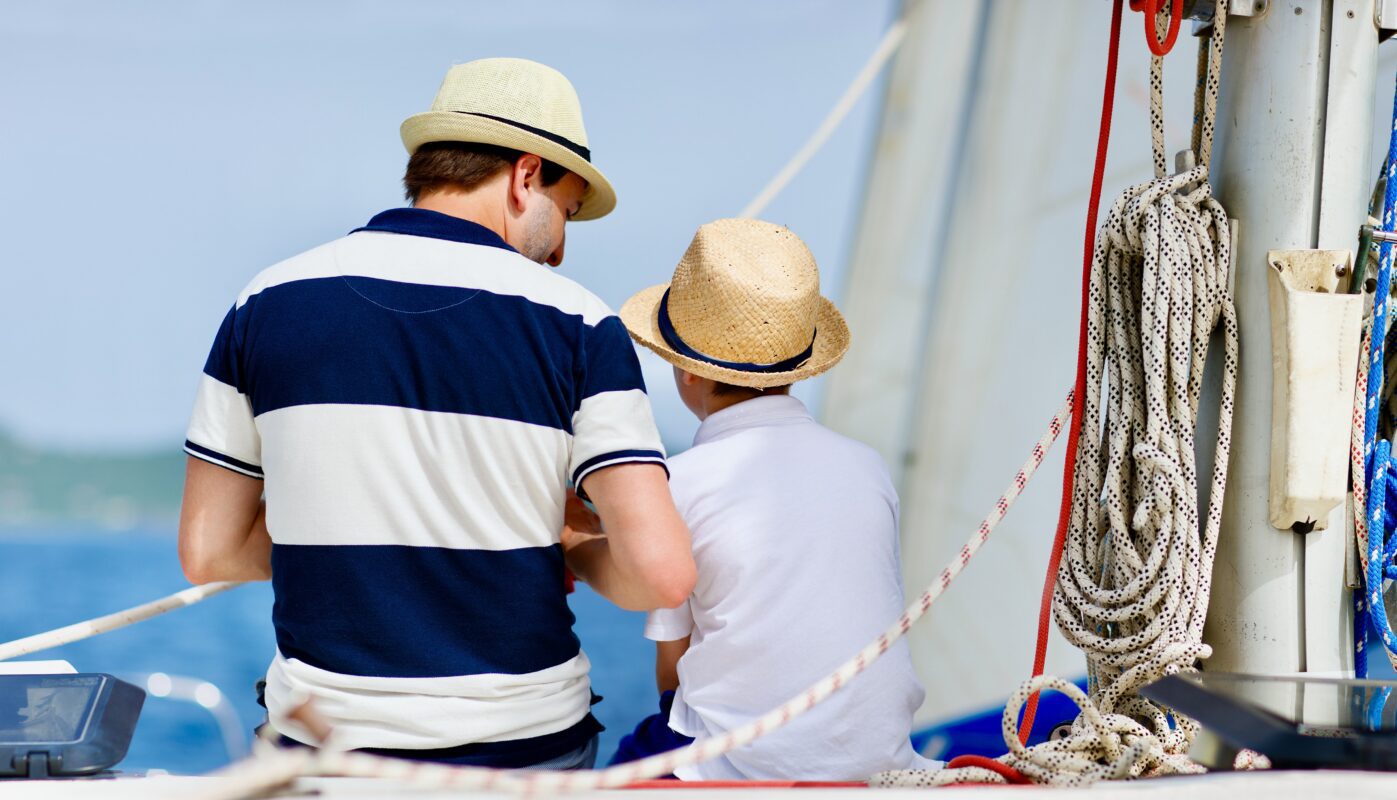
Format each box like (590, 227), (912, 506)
(667, 419), (895, 498)
(798, 420), (896, 484)
(666, 441), (715, 482)
(663, 438), (735, 511)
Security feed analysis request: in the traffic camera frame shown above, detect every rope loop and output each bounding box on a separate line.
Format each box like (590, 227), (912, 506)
(1142, 0), (1185, 57)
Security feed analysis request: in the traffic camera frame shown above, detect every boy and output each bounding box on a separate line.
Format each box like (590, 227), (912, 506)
(602, 218), (935, 779)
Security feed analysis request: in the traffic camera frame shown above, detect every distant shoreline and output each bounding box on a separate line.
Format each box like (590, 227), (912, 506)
(0, 428), (183, 528)
(0, 522), (177, 537)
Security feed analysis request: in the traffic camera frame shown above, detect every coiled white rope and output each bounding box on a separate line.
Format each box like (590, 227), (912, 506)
(0, 582), (242, 662)
(193, 397), (1073, 799)
(1022, 158), (1237, 785)
(873, 6), (1237, 789)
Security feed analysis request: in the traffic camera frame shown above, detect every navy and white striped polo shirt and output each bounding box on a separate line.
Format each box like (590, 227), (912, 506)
(184, 208), (666, 761)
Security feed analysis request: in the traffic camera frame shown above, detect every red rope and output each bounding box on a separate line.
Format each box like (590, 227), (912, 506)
(945, 755), (1030, 785)
(1017, 0), (1125, 746)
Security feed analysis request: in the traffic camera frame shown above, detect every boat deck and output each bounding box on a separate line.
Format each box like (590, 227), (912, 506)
(8, 771), (1397, 799)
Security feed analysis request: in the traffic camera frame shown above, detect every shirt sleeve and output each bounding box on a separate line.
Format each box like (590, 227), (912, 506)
(569, 314), (666, 496)
(184, 304), (263, 479)
(645, 599), (694, 642)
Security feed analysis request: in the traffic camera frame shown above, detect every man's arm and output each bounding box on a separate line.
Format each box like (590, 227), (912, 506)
(178, 456), (272, 583)
(655, 636), (690, 693)
(563, 463), (695, 611)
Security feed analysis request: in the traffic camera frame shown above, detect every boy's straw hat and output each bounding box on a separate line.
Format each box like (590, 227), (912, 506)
(620, 219), (849, 389)
(400, 58), (616, 221)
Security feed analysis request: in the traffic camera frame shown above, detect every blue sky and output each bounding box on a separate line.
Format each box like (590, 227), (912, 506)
(0, 1), (896, 453)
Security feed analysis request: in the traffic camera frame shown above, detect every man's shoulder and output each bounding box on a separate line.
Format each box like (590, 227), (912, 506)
(233, 233), (616, 327)
(235, 237), (348, 309)
(520, 265), (614, 327)
(378, 233), (616, 327)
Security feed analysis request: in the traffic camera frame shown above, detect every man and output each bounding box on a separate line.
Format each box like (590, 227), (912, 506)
(178, 58), (695, 770)
(601, 218), (934, 779)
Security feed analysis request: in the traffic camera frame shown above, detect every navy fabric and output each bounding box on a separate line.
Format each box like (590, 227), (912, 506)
(202, 277), (646, 432)
(572, 449), (667, 488)
(277, 719), (603, 769)
(581, 316), (649, 399)
(352, 208), (516, 251)
(272, 543), (581, 678)
(608, 691), (695, 768)
(203, 305), (248, 392)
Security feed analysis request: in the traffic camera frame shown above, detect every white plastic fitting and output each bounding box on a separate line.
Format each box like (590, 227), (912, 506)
(1267, 249), (1363, 532)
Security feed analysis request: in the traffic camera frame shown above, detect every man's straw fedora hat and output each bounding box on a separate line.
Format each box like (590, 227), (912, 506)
(401, 58), (616, 221)
(620, 219), (850, 389)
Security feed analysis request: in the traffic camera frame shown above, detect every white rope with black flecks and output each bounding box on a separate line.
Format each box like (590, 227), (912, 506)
(873, 7), (1237, 788)
(192, 397), (1073, 799)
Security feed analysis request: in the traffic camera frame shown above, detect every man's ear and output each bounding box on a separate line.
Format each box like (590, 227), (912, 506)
(508, 154), (544, 214)
(677, 369), (702, 388)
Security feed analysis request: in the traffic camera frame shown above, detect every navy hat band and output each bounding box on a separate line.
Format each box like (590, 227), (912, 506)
(657, 289), (815, 374)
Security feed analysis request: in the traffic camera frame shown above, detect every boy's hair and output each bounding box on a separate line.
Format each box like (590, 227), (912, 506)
(404, 142), (569, 202)
(712, 382), (792, 398)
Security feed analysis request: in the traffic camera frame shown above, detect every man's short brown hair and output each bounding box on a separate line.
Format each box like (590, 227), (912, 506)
(712, 382), (792, 398)
(403, 142), (569, 203)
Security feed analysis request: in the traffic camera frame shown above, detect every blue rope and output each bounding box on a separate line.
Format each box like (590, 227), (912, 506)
(1367, 686), (1391, 732)
(1358, 585), (1370, 678)
(1359, 74), (1397, 677)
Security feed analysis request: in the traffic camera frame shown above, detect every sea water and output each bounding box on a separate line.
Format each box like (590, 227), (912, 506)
(0, 528), (654, 775)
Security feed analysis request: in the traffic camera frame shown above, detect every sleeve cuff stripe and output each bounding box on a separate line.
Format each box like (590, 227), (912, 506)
(578, 384), (649, 401)
(184, 440), (264, 479)
(571, 449), (668, 489)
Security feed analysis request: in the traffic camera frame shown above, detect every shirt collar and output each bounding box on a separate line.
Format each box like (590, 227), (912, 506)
(693, 395), (814, 447)
(351, 208), (517, 253)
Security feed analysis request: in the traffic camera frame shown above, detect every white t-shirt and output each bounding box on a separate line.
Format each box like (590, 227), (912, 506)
(645, 395), (936, 780)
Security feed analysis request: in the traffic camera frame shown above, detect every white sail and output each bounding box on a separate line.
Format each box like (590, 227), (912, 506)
(820, 0), (1353, 725)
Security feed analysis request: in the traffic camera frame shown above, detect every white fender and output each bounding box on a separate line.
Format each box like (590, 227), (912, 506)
(1267, 248), (1363, 532)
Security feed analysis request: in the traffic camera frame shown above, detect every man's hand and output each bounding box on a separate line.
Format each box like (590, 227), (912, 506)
(179, 456), (272, 583)
(561, 489), (603, 551)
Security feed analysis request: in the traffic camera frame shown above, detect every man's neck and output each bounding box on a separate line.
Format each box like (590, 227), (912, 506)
(414, 188), (507, 243)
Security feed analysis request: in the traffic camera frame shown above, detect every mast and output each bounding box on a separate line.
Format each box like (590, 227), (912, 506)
(1205, 0), (1380, 675)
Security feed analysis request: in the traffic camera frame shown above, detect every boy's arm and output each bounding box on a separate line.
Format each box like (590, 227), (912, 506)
(655, 636), (691, 693)
(178, 457), (272, 583)
(563, 465), (696, 611)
